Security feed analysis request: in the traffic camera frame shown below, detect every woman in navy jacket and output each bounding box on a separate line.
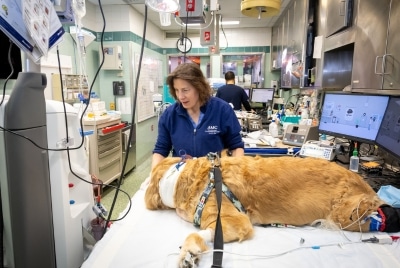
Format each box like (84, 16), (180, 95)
(152, 63), (244, 169)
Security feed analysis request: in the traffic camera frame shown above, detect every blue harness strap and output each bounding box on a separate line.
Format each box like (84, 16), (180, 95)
(193, 180), (215, 227)
(193, 167), (246, 227)
(222, 183), (246, 213)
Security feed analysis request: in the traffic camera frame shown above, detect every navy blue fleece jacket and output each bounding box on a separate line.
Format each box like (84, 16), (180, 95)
(153, 97), (244, 157)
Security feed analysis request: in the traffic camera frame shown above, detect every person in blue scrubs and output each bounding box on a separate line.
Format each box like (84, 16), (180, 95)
(152, 63), (244, 169)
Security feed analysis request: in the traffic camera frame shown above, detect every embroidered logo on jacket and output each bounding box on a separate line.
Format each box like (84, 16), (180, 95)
(205, 125), (219, 134)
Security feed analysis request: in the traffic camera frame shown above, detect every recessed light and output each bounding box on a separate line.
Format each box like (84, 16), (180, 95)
(221, 21), (240, 25)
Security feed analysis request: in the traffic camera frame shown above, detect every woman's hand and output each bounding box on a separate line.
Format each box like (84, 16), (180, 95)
(230, 148), (244, 157)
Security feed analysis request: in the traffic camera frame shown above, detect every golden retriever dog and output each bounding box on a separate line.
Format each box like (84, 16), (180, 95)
(145, 155), (398, 268)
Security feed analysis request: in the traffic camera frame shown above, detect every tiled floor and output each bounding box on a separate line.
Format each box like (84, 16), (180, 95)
(101, 156), (152, 218)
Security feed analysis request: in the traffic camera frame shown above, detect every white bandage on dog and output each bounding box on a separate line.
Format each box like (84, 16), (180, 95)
(198, 229), (213, 243)
(158, 163), (186, 208)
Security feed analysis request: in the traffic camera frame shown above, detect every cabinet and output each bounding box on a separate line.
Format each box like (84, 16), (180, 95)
(271, 26), (281, 70)
(52, 74), (88, 103)
(285, 0), (308, 89)
(320, 0), (356, 89)
(280, 6), (292, 88)
(84, 118), (125, 185)
(351, 0), (400, 90)
(101, 45), (123, 70)
(271, 0), (310, 89)
(383, 1), (400, 89)
(325, 0), (353, 37)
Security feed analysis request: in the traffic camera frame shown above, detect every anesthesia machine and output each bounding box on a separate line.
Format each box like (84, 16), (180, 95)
(0, 72), (95, 268)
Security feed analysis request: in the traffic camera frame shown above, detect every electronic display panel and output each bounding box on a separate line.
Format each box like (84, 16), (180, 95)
(319, 92), (389, 143)
(250, 88), (275, 103)
(375, 96), (400, 158)
(244, 88), (250, 97)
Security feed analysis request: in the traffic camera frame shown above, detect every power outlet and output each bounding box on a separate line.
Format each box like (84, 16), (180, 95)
(109, 102), (115, 110)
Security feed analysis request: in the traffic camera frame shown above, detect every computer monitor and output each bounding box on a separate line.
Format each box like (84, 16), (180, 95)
(375, 96), (400, 159)
(244, 88), (250, 98)
(319, 92), (389, 144)
(250, 88), (275, 104)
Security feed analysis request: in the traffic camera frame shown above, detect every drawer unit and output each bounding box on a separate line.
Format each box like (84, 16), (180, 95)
(84, 118), (124, 185)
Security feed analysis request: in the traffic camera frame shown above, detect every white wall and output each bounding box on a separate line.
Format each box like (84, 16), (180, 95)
(92, 5), (166, 48)
(81, 1), (97, 30)
(220, 28), (272, 47)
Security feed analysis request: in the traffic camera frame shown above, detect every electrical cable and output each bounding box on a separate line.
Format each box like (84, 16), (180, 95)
(54, 45), (133, 219)
(182, 7), (189, 60)
(0, 43), (87, 154)
(293, 149), (301, 157)
(101, 0), (149, 235)
(219, 15), (228, 50)
(0, 42), (78, 155)
(162, 240), (364, 267)
(57, 0), (134, 226)
(338, 199), (365, 241)
(0, 0), (133, 228)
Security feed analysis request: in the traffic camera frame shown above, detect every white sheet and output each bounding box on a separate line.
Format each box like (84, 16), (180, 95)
(82, 189), (400, 268)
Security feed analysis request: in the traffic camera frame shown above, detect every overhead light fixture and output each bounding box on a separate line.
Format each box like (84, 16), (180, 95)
(221, 21), (240, 25)
(241, 0), (281, 19)
(181, 21), (240, 27)
(145, 0), (180, 13)
(159, 12), (172, 26)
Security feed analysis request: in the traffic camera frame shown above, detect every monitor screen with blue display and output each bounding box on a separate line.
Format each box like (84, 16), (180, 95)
(375, 96), (400, 158)
(250, 88), (275, 103)
(319, 92), (389, 143)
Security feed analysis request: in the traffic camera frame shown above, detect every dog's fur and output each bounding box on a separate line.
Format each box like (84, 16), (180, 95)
(145, 156), (384, 267)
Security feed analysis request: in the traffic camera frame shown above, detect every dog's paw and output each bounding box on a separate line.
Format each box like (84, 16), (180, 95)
(178, 233), (209, 268)
(179, 251), (200, 268)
